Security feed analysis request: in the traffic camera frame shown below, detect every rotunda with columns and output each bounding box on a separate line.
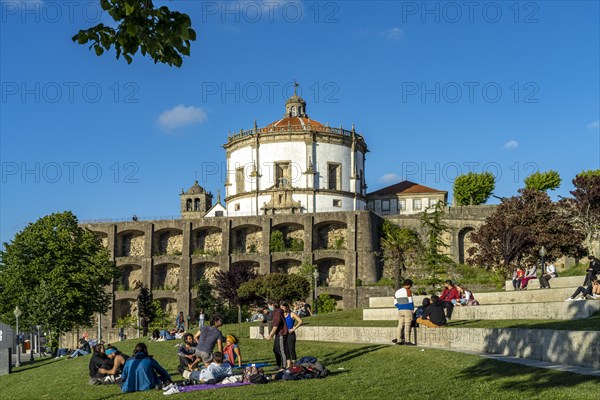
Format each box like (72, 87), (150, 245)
(224, 90), (368, 216)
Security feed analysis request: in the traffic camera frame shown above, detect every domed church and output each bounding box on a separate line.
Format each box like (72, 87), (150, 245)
(224, 88), (368, 216)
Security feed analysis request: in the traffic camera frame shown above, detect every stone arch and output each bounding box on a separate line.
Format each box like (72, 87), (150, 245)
(232, 224), (263, 254)
(458, 226), (476, 264)
(114, 299), (137, 320)
(192, 227), (222, 255)
(271, 222), (304, 252)
(153, 228), (183, 256)
(315, 221), (348, 250)
(156, 297), (179, 318)
(117, 264), (142, 291)
(315, 257), (346, 287)
(194, 198), (201, 211)
(153, 263), (180, 290)
(116, 229), (145, 257)
(186, 198), (193, 211)
(191, 262), (220, 286)
(231, 260), (260, 275)
(272, 259), (302, 274)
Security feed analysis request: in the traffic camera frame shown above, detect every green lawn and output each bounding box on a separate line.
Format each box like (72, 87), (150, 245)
(2, 337), (598, 399)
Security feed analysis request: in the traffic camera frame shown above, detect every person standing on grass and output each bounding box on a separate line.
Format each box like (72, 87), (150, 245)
(439, 280), (460, 320)
(190, 315), (224, 369)
(392, 279), (415, 346)
(416, 295), (447, 328)
(282, 302), (303, 366)
(198, 310), (205, 330)
(175, 312), (186, 331)
(267, 300), (289, 370)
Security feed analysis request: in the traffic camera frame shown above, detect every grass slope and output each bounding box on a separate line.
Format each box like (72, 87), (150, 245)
(2, 337), (598, 399)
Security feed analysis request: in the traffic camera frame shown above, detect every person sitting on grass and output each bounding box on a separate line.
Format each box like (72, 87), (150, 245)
(120, 342), (172, 393)
(177, 333), (197, 374)
(190, 315), (224, 369)
(223, 334), (242, 367)
(98, 346), (129, 384)
(88, 343), (108, 385)
(166, 352), (233, 395)
(565, 275), (600, 301)
(69, 338), (91, 358)
(416, 295), (447, 328)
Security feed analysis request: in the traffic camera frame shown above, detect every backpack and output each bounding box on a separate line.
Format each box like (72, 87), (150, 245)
(243, 365), (268, 384)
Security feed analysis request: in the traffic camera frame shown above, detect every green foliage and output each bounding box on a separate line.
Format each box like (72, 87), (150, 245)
(72, 0), (196, 67)
(576, 169), (600, 179)
(148, 300), (171, 330)
(316, 294), (337, 314)
(115, 315), (137, 329)
(0, 211), (117, 336)
(559, 263), (589, 277)
(298, 260), (318, 293)
(137, 284), (154, 321)
(195, 277), (220, 321)
(238, 273), (311, 305)
(420, 202), (454, 287)
(453, 172), (495, 206)
(380, 221), (423, 288)
(524, 170), (561, 191)
(248, 244), (258, 253)
(214, 263), (257, 307)
(270, 230), (305, 252)
(269, 230), (286, 252)
(333, 236), (346, 250)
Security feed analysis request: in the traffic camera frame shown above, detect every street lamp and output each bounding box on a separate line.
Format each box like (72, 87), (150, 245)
(313, 270), (319, 316)
(13, 306), (22, 368)
(539, 246), (547, 276)
(36, 325), (42, 358)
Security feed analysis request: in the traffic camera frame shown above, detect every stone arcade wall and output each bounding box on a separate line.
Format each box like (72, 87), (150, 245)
(83, 211), (382, 329)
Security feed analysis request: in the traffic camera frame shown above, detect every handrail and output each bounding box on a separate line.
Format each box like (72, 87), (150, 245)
(227, 125), (363, 142)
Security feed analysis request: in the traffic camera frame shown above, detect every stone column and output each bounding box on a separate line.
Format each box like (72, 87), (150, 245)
(181, 221), (192, 318)
(260, 217), (272, 275)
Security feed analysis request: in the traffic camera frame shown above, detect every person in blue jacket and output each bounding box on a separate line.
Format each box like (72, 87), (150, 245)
(120, 343), (172, 393)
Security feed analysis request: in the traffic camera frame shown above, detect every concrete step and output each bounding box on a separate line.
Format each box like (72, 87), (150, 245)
(363, 300), (600, 321)
(369, 287), (580, 308)
(503, 276), (585, 291)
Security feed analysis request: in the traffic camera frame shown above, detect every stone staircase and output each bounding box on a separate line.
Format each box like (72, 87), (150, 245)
(363, 276), (599, 321)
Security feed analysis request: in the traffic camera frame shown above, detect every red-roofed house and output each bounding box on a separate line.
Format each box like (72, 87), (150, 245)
(367, 181), (448, 215)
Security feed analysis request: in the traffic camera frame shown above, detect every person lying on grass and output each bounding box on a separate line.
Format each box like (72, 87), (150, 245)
(223, 334), (242, 367)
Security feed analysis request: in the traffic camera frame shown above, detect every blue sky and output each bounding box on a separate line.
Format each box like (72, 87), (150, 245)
(1, 0), (599, 244)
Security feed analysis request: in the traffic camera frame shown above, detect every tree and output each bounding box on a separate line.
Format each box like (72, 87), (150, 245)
(559, 170), (600, 255)
(380, 221), (423, 288)
(453, 172), (495, 206)
(468, 189), (585, 276)
(137, 283), (154, 322)
(195, 277), (219, 320)
(238, 273), (311, 305)
(269, 230), (286, 252)
(72, 0), (196, 67)
(420, 202), (454, 287)
(0, 211), (116, 339)
(213, 263), (257, 308)
(524, 170), (561, 191)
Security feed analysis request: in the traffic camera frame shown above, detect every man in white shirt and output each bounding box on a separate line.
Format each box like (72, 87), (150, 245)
(539, 261), (557, 289)
(392, 279), (415, 346)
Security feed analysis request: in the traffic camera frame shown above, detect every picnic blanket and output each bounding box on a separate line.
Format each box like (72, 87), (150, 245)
(178, 382), (251, 393)
(234, 363), (271, 369)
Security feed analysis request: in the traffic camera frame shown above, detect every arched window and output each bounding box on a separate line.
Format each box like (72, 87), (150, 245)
(194, 198), (201, 211)
(186, 199), (192, 211)
(291, 106), (297, 116)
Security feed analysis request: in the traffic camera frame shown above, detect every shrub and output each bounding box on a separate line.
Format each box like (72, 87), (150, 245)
(316, 294), (337, 314)
(270, 230), (286, 252)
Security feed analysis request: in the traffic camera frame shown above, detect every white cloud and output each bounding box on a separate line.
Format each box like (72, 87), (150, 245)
(380, 27), (404, 40)
(379, 173), (400, 183)
(587, 120), (599, 129)
(158, 105), (207, 132)
(503, 140), (519, 149)
(355, 27), (404, 41)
